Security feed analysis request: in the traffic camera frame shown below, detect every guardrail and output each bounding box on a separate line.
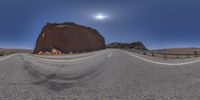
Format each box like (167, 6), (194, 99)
(126, 49), (200, 59)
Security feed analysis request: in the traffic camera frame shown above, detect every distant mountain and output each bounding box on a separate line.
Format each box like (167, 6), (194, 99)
(152, 48), (200, 54)
(0, 48), (32, 55)
(107, 41), (148, 50)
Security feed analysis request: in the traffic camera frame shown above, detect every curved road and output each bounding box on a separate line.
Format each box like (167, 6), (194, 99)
(1, 49), (200, 100)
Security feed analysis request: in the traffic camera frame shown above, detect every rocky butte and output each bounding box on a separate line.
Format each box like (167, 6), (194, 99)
(34, 22), (105, 55)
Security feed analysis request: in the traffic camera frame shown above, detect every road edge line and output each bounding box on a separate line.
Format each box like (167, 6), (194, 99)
(0, 54), (18, 61)
(26, 52), (106, 62)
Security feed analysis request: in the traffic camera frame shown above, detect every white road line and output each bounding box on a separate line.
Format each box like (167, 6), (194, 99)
(122, 50), (200, 66)
(27, 53), (105, 62)
(107, 53), (112, 58)
(0, 54), (18, 61)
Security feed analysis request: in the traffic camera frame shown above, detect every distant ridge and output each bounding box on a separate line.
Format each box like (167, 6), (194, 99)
(107, 41), (148, 50)
(0, 48), (32, 55)
(153, 48), (200, 54)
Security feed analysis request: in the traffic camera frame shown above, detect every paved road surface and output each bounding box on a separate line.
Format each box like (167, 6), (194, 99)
(1, 49), (200, 100)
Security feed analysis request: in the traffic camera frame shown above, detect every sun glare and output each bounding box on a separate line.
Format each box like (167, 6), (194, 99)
(94, 13), (107, 20)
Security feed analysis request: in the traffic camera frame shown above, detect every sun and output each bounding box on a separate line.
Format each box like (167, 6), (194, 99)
(94, 13), (107, 20)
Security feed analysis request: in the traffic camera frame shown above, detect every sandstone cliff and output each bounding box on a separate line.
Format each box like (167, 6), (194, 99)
(34, 22), (105, 55)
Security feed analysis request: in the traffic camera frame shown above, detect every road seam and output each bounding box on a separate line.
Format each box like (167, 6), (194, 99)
(107, 53), (112, 58)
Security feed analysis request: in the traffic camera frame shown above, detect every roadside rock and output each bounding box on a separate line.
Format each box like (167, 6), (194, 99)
(51, 48), (62, 55)
(38, 51), (44, 55)
(45, 51), (51, 55)
(34, 22), (105, 55)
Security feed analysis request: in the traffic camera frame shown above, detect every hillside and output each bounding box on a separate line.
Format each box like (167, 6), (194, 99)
(0, 48), (32, 56)
(107, 41), (148, 50)
(152, 48), (200, 54)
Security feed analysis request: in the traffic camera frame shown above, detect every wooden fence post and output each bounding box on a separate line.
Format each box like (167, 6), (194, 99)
(151, 51), (154, 56)
(164, 49), (167, 60)
(187, 54), (189, 58)
(194, 51), (198, 57)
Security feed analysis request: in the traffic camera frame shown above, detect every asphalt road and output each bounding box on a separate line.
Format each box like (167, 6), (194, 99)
(1, 49), (200, 100)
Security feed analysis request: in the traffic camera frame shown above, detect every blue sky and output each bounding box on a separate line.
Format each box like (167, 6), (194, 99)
(0, 0), (200, 49)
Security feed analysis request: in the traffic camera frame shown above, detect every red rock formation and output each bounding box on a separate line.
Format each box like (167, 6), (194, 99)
(34, 22), (105, 55)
